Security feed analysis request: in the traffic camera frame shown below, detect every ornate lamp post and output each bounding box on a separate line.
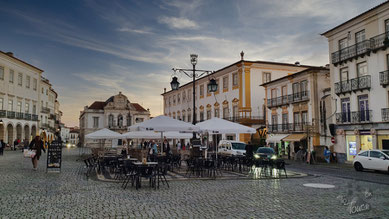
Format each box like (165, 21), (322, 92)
(170, 54), (218, 139)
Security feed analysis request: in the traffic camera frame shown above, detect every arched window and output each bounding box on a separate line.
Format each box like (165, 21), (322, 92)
(118, 114), (123, 127)
(108, 114), (114, 128)
(127, 114), (131, 126)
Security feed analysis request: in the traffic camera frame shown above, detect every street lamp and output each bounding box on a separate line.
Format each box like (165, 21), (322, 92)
(171, 54), (217, 139)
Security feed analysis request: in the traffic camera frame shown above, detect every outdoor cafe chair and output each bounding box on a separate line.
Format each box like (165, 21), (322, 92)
(135, 164), (156, 190)
(122, 163), (137, 189)
(155, 163), (170, 189)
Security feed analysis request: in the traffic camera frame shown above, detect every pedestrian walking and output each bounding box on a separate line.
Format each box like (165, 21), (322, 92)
(29, 136), (46, 170)
(324, 146), (331, 163)
(14, 139), (18, 151)
(0, 139), (4, 155)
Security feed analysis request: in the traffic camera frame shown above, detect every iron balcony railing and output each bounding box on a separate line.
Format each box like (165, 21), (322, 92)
(268, 123), (310, 133)
(382, 108), (389, 122)
(224, 116), (265, 123)
(331, 40), (371, 64)
(267, 91), (309, 108)
(32, 114), (39, 121)
(6, 111), (15, 119)
(16, 112), (24, 119)
(0, 110), (6, 117)
(336, 110), (372, 124)
(335, 75), (370, 95)
(24, 113), (32, 120)
(332, 31), (389, 65)
(41, 107), (50, 114)
(380, 70), (389, 87)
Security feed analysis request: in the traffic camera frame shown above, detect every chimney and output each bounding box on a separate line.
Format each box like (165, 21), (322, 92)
(295, 61), (300, 66)
(6, 52), (13, 57)
(164, 88), (166, 93)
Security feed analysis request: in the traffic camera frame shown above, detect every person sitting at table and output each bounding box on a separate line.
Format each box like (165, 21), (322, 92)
(121, 146), (127, 157)
(162, 137), (169, 154)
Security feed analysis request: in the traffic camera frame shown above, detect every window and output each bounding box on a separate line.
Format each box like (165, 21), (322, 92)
(293, 112), (300, 124)
(25, 103), (29, 113)
(200, 111), (204, 121)
(357, 62), (367, 77)
(173, 95), (176, 105)
(18, 73), (22, 86)
(0, 66), (3, 80)
(271, 114), (278, 125)
(188, 89), (191, 101)
(17, 101), (22, 112)
(339, 38), (347, 50)
(386, 19), (389, 33)
(0, 98), (3, 110)
(200, 84), (204, 97)
(223, 107), (229, 119)
(282, 113), (288, 124)
(187, 112), (191, 123)
(301, 80), (308, 97)
(355, 30), (365, 43)
(232, 73), (238, 87)
(33, 78), (37, 90)
(33, 104), (36, 114)
(370, 151), (382, 158)
(263, 72), (271, 83)
(26, 76), (30, 88)
(177, 93), (181, 103)
(292, 83), (300, 98)
(232, 105), (238, 118)
(108, 114), (114, 127)
(127, 114), (131, 126)
(215, 79), (220, 93)
(214, 108), (220, 118)
(42, 88), (44, 94)
(168, 97), (171, 106)
(340, 67), (348, 81)
(271, 89), (277, 99)
(223, 76), (228, 90)
(8, 100), (13, 111)
(207, 110), (211, 120)
(93, 117), (99, 128)
(182, 92), (186, 102)
(358, 95), (369, 122)
(341, 98), (351, 123)
(46, 89), (48, 95)
(117, 115), (123, 127)
(281, 86), (287, 96)
(302, 111), (308, 125)
(359, 151), (368, 157)
(9, 70), (14, 83)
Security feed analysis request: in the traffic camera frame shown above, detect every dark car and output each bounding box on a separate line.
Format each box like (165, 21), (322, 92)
(254, 147), (277, 160)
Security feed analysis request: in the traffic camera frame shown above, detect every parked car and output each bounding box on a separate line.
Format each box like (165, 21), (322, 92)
(65, 142), (76, 148)
(217, 140), (246, 156)
(353, 149), (389, 172)
(254, 147), (277, 160)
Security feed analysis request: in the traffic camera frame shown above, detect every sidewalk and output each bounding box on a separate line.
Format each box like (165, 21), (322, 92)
(285, 159), (353, 169)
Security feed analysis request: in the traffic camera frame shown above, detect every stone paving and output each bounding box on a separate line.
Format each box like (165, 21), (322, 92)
(1, 149), (389, 218)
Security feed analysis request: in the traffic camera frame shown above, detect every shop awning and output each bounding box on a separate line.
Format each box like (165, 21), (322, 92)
(266, 134), (289, 143)
(282, 134), (307, 142)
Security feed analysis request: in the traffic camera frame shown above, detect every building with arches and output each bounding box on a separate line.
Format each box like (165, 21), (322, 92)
(0, 51), (60, 147)
(79, 92), (150, 147)
(162, 54), (321, 143)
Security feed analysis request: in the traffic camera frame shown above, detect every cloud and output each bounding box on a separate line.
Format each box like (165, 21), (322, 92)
(117, 27), (153, 34)
(158, 16), (199, 29)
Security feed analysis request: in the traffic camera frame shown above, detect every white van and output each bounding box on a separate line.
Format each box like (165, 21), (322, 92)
(217, 140), (246, 156)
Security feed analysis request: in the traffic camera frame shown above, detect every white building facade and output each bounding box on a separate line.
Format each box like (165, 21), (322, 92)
(0, 51), (60, 146)
(79, 92), (150, 147)
(323, 1), (389, 162)
(262, 67), (331, 160)
(162, 57), (316, 143)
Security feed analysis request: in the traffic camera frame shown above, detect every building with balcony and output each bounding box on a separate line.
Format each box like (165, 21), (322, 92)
(322, 1), (389, 162)
(262, 67), (331, 159)
(69, 127), (79, 146)
(162, 54), (320, 143)
(0, 51), (41, 145)
(79, 92), (150, 147)
(0, 51), (61, 146)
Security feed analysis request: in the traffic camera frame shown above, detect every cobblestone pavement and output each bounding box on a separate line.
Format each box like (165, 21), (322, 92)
(1, 149), (389, 218)
(286, 160), (389, 185)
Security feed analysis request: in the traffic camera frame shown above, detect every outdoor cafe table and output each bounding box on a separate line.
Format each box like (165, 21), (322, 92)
(133, 162), (158, 189)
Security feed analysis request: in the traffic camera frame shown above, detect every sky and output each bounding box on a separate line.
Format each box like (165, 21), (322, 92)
(0, 0), (385, 127)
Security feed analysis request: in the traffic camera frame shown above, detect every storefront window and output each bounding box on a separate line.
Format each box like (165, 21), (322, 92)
(346, 135), (357, 161)
(360, 135), (373, 151)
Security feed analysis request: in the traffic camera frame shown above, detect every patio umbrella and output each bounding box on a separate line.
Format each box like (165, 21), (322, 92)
(128, 115), (199, 152)
(85, 128), (123, 150)
(195, 117), (257, 134)
(122, 131), (192, 139)
(196, 117), (257, 160)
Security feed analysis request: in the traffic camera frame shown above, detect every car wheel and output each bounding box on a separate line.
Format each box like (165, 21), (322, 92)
(354, 162), (363, 172)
